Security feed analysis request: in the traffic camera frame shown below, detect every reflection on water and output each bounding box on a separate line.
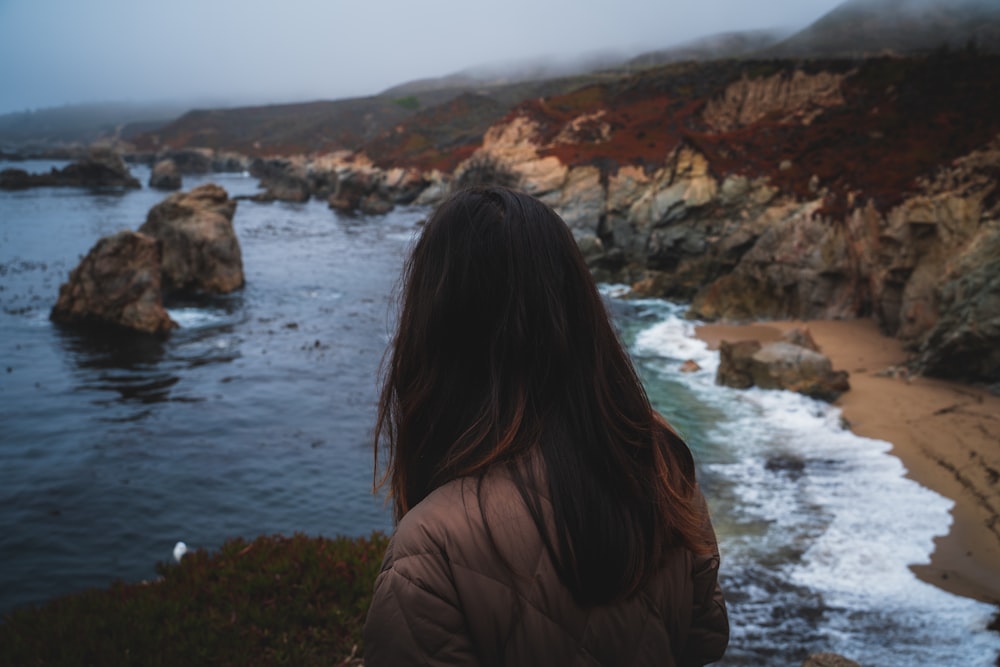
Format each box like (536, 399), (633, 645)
(54, 292), (251, 407)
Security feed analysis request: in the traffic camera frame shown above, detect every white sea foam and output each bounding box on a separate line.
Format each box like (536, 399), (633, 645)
(626, 301), (1000, 664)
(166, 307), (224, 328)
(598, 283), (632, 299)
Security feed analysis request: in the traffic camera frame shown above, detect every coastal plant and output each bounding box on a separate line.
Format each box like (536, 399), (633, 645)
(394, 96), (420, 111)
(0, 532), (389, 666)
(452, 153), (521, 191)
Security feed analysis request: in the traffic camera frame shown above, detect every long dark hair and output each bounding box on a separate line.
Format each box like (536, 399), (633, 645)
(374, 186), (712, 605)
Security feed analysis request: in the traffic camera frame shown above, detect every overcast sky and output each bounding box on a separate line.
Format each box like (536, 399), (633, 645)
(0, 0), (848, 115)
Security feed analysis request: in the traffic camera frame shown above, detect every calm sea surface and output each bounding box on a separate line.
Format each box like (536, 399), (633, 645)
(1, 161), (997, 665)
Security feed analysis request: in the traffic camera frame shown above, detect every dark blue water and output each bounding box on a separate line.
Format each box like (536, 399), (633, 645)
(1, 163), (411, 612)
(2, 162), (997, 665)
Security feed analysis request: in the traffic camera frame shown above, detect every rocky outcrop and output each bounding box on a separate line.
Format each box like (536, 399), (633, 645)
(715, 329), (850, 401)
(249, 157), (316, 202)
(138, 184), (244, 294)
(50, 231), (177, 334)
(0, 149), (140, 189)
(159, 148), (214, 174)
(149, 159), (182, 190)
(298, 121), (997, 385)
(51, 184), (244, 334)
(702, 69), (848, 131)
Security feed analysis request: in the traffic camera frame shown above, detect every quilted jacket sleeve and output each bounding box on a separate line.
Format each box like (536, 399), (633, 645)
(363, 537), (481, 667)
(679, 550), (728, 666)
(679, 491), (729, 666)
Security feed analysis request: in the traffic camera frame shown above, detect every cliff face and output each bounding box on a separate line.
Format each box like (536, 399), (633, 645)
(410, 52), (1000, 382)
(135, 52), (999, 383)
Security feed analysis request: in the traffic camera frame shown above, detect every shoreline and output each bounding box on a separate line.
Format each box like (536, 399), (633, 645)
(694, 318), (1000, 606)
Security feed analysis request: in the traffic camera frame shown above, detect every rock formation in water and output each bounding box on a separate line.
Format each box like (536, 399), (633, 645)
(149, 159), (182, 190)
(50, 231), (177, 334)
(0, 148), (140, 190)
(249, 157), (315, 202)
(138, 184), (244, 294)
(51, 184), (245, 334)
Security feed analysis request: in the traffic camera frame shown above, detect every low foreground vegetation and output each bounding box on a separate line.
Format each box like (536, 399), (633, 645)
(0, 532), (389, 666)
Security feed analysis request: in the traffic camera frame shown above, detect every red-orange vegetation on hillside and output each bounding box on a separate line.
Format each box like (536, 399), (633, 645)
(688, 53), (1000, 218)
(363, 93), (506, 171)
(132, 99), (416, 157)
(510, 53), (999, 219)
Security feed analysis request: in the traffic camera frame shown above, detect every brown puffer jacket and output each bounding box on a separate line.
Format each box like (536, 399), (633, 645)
(363, 464), (728, 666)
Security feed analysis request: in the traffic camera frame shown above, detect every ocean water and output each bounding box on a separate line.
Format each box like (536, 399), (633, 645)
(1, 161), (997, 665)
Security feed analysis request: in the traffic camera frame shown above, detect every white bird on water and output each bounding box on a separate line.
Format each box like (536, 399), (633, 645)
(173, 541), (188, 563)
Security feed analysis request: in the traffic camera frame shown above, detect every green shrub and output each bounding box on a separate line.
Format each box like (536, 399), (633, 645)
(0, 532), (389, 666)
(394, 96), (420, 111)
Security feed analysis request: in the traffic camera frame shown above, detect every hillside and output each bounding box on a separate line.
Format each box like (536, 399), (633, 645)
(0, 102), (186, 151)
(359, 51), (998, 218)
(5, 0), (999, 155)
(132, 74), (628, 160)
(766, 0), (1000, 57)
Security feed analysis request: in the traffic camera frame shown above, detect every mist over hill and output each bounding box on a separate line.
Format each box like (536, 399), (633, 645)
(765, 0), (1000, 56)
(1, 0), (998, 152)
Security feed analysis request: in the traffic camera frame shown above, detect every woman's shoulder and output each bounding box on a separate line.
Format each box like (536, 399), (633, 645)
(390, 477), (482, 558)
(389, 466), (541, 569)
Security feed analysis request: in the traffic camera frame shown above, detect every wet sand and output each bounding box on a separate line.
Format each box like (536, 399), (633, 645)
(695, 318), (1000, 605)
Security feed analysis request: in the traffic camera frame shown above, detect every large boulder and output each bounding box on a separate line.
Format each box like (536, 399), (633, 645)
(717, 330), (850, 402)
(138, 184), (244, 294)
(50, 231), (177, 334)
(149, 159), (182, 190)
(716, 339), (763, 389)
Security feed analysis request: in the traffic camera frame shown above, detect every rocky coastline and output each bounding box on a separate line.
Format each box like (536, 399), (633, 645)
(105, 53), (998, 387)
(17, 50), (999, 659)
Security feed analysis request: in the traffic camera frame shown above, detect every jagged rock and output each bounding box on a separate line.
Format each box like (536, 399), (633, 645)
(717, 340), (763, 389)
(782, 326), (821, 352)
(801, 653), (860, 667)
(413, 172), (450, 206)
(680, 359), (702, 373)
(630, 146), (719, 229)
(250, 158), (312, 202)
(159, 148), (213, 174)
(913, 222), (1000, 381)
(717, 339), (850, 401)
(703, 69), (847, 132)
(544, 166), (603, 236)
(50, 231), (176, 334)
(149, 159), (182, 190)
(359, 192), (394, 215)
(328, 170), (382, 212)
(212, 152), (250, 173)
(138, 184), (244, 294)
(1, 148), (140, 190)
(381, 167), (427, 205)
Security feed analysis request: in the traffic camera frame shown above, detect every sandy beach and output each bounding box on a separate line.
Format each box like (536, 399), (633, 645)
(695, 318), (1000, 605)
